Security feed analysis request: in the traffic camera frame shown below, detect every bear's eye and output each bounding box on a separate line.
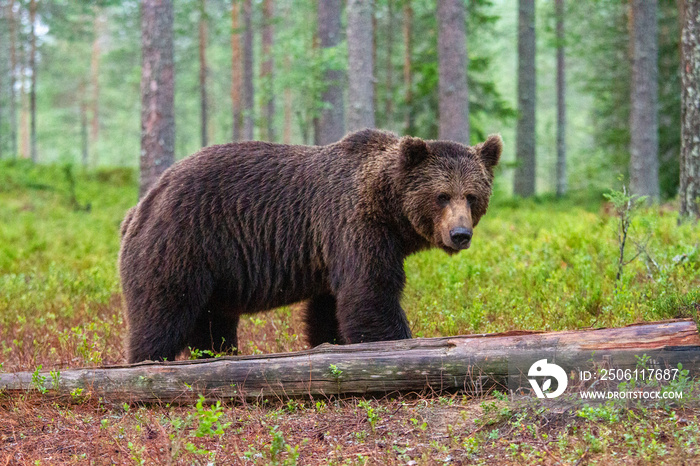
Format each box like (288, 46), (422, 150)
(437, 193), (451, 207)
(466, 194), (477, 205)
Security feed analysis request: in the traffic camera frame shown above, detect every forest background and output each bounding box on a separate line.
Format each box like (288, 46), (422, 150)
(0, 0), (688, 201)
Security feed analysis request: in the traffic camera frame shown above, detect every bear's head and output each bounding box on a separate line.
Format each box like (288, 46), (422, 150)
(399, 135), (502, 254)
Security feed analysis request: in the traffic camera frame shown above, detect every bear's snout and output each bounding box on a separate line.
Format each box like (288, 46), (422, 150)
(449, 227), (472, 249)
(437, 199), (473, 251)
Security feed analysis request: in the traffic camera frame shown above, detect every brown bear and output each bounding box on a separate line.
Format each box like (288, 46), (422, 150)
(119, 129), (502, 363)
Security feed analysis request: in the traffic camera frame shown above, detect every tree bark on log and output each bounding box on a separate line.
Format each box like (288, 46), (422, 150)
(1, 320), (698, 403)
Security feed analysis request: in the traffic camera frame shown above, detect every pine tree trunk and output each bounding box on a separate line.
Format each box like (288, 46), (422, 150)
(555, 0), (567, 197)
(384, 0), (394, 131)
(629, 0), (659, 201)
(260, 0), (275, 142)
(283, 55), (293, 144)
(679, 0), (700, 220)
(347, 0), (375, 131)
(231, 0), (242, 142)
(199, 0), (208, 148)
(90, 11), (103, 164)
(514, 0), (537, 197)
(312, 1), (320, 146)
(242, 0), (254, 140)
(403, 2), (413, 135)
(139, 0), (175, 198)
(372, 9), (378, 127)
(8, 0), (17, 157)
(19, 28), (27, 161)
(317, 0), (345, 144)
(20, 83), (28, 159)
(19, 12), (28, 161)
(0, 14), (3, 160)
(79, 81), (89, 167)
(437, 0), (469, 144)
(29, 0), (37, 163)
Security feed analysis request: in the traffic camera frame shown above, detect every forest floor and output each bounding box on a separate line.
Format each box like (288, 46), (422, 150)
(1, 159), (700, 464)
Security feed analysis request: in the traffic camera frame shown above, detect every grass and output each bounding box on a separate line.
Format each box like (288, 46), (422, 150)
(1, 159), (699, 464)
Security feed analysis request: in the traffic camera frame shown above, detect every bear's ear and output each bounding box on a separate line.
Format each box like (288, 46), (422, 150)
(476, 134), (503, 169)
(399, 136), (430, 169)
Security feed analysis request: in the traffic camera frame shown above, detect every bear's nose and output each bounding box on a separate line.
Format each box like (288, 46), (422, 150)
(449, 227), (473, 248)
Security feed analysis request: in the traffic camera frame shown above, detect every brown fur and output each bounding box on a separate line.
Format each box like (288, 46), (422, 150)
(119, 129), (502, 362)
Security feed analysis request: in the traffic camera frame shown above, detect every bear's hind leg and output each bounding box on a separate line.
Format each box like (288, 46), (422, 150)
(186, 299), (240, 357)
(127, 320), (188, 363)
(124, 269), (215, 363)
(304, 294), (342, 347)
(126, 307), (203, 363)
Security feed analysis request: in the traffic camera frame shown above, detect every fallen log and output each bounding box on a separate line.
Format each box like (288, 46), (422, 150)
(1, 319), (699, 403)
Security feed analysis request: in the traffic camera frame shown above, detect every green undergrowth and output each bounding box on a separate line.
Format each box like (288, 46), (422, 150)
(0, 160), (136, 368)
(405, 193), (700, 337)
(0, 160), (699, 371)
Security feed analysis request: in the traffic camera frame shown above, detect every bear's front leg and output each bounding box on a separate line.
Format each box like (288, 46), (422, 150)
(334, 257), (412, 344)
